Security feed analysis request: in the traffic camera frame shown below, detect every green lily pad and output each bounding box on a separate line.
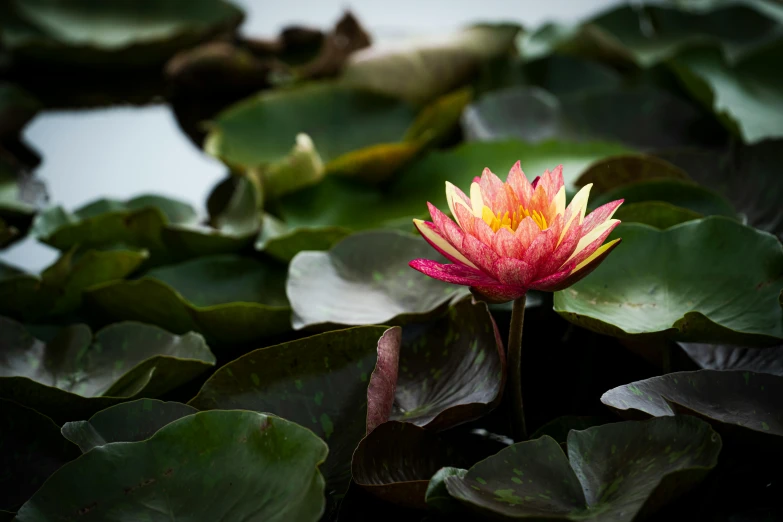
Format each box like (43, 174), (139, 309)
(575, 155), (690, 194)
(14, 410), (328, 522)
(602, 370), (783, 441)
(190, 326), (400, 513)
(1, 0), (244, 66)
(86, 254), (291, 344)
(670, 43), (783, 143)
(287, 230), (467, 330)
(0, 247), (147, 321)
(554, 218), (783, 345)
(589, 179), (736, 219)
(0, 399), (79, 512)
(529, 415), (612, 445)
(462, 85), (720, 150)
(341, 24), (519, 105)
(279, 139), (632, 230)
(392, 298), (504, 430)
(613, 202), (703, 229)
(657, 139), (783, 239)
(678, 342), (783, 376)
(436, 416), (721, 521)
(351, 421), (471, 509)
(0, 317), (216, 424)
(61, 399), (198, 453)
(254, 213), (351, 262)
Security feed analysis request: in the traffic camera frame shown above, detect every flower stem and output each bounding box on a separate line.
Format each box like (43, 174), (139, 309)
(508, 295), (527, 441)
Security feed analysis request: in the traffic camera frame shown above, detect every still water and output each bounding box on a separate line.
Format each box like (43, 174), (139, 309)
(1, 0), (617, 272)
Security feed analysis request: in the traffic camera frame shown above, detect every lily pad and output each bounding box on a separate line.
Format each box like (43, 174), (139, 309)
(86, 254), (291, 344)
(613, 202), (703, 229)
(1, 0), (244, 66)
(14, 410), (328, 522)
(351, 421), (470, 509)
(61, 399), (198, 453)
(0, 317), (216, 424)
(287, 230), (467, 330)
(678, 342), (783, 376)
(255, 213), (351, 262)
(392, 297), (504, 430)
(278, 139), (632, 230)
(436, 416), (721, 521)
(0, 247), (147, 321)
(575, 155), (690, 194)
(589, 179), (736, 219)
(554, 218), (783, 345)
(601, 370), (783, 441)
(670, 43), (783, 143)
(0, 399), (80, 512)
(189, 326), (400, 510)
(462, 85), (722, 150)
(342, 24), (519, 105)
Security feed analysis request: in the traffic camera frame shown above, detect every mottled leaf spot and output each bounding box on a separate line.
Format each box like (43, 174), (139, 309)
(762, 421), (770, 431)
(251, 373), (260, 386)
(476, 477), (487, 485)
(314, 391), (324, 406)
(511, 477), (523, 485)
(494, 489), (524, 504)
(372, 271), (384, 282)
(513, 468), (523, 476)
(295, 379), (304, 390)
(320, 413), (334, 439)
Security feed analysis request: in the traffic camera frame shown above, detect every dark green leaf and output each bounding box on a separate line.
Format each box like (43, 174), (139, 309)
(0, 157), (47, 239)
(392, 298), (504, 429)
(425, 467), (467, 514)
(351, 421), (471, 509)
(576, 154), (690, 194)
(529, 415), (611, 445)
(0, 83), (41, 139)
(14, 411), (328, 522)
(0, 399), (79, 512)
(189, 326), (400, 506)
(554, 218), (783, 345)
(440, 417), (721, 521)
(86, 254), (290, 344)
(341, 24), (519, 105)
(678, 342), (783, 376)
(1, 0), (244, 66)
(255, 213), (350, 262)
(670, 43), (783, 143)
(613, 202), (703, 229)
(602, 370), (783, 441)
(0, 248), (147, 321)
(279, 140), (631, 230)
(61, 399), (198, 453)
(287, 230), (467, 330)
(0, 317), (215, 424)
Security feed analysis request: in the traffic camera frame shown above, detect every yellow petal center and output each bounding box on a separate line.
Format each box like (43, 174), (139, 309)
(482, 205), (548, 232)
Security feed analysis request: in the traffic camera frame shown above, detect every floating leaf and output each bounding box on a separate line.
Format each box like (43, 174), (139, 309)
(61, 399), (198, 453)
(278, 140), (632, 230)
(602, 370), (783, 441)
(287, 230), (467, 330)
(254, 214), (350, 262)
(0, 317), (216, 424)
(554, 218), (783, 345)
(462, 85), (722, 149)
(14, 411), (328, 522)
(0, 248), (147, 321)
(671, 43), (783, 143)
(678, 342), (783, 376)
(613, 202), (703, 229)
(351, 421), (470, 509)
(190, 326), (400, 511)
(342, 24), (519, 105)
(529, 415), (611, 445)
(87, 254), (291, 344)
(575, 154), (690, 194)
(1, 0), (244, 66)
(589, 179), (736, 220)
(392, 298), (504, 430)
(0, 399), (79, 512)
(437, 416), (721, 521)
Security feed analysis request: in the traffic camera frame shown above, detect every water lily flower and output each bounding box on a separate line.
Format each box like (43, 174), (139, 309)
(410, 162), (623, 303)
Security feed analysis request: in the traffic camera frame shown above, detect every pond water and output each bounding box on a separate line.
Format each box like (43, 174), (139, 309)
(0, 0), (617, 272)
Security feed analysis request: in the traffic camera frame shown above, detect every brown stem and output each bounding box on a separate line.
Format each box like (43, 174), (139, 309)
(508, 294), (527, 441)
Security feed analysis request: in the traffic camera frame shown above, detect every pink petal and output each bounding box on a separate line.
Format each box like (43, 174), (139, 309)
(540, 220), (581, 276)
(409, 259), (497, 286)
(454, 203), (476, 235)
(415, 220), (473, 267)
(471, 284), (527, 303)
(520, 219), (559, 279)
(480, 167), (516, 216)
(514, 216), (541, 251)
(538, 165), (565, 201)
(461, 234), (501, 276)
(492, 227), (524, 258)
(471, 216), (496, 246)
(581, 199), (624, 236)
(428, 202), (467, 248)
(545, 239), (622, 291)
(507, 161), (533, 208)
(565, 220), (621, 270)
(493, 257), (534, 288)
(529, 268), (572, 292)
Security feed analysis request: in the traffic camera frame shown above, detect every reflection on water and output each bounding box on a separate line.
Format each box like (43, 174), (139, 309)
(0, 105), (226, 272)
